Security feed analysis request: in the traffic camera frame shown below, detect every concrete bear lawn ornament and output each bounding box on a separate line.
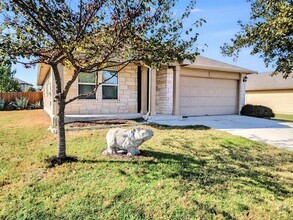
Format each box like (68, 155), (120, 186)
(103, 128), (154, 156)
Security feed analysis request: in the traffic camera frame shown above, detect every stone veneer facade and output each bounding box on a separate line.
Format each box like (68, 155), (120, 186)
(156, 67), (174, 114)
(239, 74), (247, 114)
(41, 63), (247, 120)
(64, 64), (138, 115)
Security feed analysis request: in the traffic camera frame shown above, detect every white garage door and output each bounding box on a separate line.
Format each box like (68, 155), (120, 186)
(180, 76), (238, 116)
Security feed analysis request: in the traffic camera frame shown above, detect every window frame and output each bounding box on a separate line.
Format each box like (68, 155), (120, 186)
(101, 70), (119, 100)
(77, 72), (97, 100)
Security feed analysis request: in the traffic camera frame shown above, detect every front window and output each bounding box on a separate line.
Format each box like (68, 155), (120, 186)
(102, 70), (118, 100)
(78, 72), (96, 99)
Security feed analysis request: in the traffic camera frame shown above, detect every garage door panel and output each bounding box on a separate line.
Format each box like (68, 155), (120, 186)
(206, 88), (215, 96)
(181, 87), (190, 96)
(180, 76), (238, 116)
(180, 77), (191, 86)
(189, 88), (199, 96)
(180, 97), (190, 107)
(190, 97), (235, 106)
(189, 77), (199, 86)
(197, 88), (208, 96)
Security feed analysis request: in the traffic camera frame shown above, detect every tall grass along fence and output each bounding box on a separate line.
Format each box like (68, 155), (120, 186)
(0, 92), (43, 104)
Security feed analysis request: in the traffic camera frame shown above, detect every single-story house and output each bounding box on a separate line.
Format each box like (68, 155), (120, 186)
(37, 56), (256, 125)
(14, 77), (33, 91)
(246, 72), (293, 114)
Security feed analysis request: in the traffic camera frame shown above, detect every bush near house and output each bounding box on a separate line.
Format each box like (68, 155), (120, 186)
(12, 97), (29, 110)
(0, 92), (43, 110)
(0, 98), (5, 110)
(0, 98), (43, 111)
(241, 104), (275, 118)
(25, 86), (36, 92)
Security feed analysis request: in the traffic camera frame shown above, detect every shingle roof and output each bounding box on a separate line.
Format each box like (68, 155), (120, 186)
(246, 72), (293, 91)
(183, 56), (257, 74)
(14, 77), (33, 86)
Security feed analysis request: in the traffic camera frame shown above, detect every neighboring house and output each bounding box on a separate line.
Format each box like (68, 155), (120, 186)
(14, 77), (33, 91)
(246, 72), (293, 114)
(37, 56), (256, 125)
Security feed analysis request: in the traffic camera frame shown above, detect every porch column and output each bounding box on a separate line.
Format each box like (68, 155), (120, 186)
(238, 74), (247, 115)
(172, 65), (181, 115)
(150, 68), (157, 116)
(141, 66), (148, 115)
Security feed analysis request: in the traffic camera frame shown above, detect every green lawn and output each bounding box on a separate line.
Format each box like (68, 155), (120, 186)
(0, 110), (292, 219)
(274, 114), (293, 123)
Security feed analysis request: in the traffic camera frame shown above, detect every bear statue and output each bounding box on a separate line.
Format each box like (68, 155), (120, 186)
(103, 128), (154, 156)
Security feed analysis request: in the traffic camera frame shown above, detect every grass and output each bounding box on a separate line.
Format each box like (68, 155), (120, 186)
(0, 110), (293, 219)
(273, 114), (293, 123)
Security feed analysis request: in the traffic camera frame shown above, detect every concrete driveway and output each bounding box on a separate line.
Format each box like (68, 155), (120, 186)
(150, 115), (293, 150)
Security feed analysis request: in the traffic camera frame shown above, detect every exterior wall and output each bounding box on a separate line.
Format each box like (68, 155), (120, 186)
(42, 71), (53, 117)
(246, 89), (293, 114)
(156, 66), (173, 114)
(64, 64), (138, 115)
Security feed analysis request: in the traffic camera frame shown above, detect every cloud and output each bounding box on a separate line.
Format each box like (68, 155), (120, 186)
(191, 8), (202, 13)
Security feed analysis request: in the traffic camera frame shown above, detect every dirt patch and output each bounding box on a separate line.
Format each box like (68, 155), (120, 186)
(66, 118), (146, 128)
(0, 109), (51, 128)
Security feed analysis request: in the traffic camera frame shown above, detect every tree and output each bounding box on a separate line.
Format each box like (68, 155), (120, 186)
(0, 58), (22, 92)
(221, 0), (293, 78)
(0, 0), (203, 160)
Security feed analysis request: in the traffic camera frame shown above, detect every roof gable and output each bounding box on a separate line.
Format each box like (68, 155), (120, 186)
(14, 77), (33, 86)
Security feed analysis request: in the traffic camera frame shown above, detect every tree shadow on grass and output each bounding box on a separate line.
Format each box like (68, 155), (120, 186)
(78, 147), (292, 199)
(58, 145), (293, 218)
(143, 148), (291, 199)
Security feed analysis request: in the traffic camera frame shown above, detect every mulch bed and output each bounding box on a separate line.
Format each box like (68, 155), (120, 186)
(65, 118), (146, 128)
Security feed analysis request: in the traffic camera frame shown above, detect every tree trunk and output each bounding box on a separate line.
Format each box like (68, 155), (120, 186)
(51, 63), (67, 159)
(57, 99), (66, 158)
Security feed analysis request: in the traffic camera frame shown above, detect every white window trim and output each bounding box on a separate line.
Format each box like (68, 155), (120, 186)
(101, 70), (119, 100)
(77, 72), (97, 100)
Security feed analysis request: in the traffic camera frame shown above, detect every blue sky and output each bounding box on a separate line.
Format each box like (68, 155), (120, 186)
(13, 0), (273, 86)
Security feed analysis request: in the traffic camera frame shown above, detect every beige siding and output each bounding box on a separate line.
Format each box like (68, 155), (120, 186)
(65, 64), (138, 115)
(180, 76), (238, 116)
(246, 90), (293, 114)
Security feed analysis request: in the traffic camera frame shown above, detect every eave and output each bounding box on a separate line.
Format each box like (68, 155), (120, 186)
(37, 63), (51, 86)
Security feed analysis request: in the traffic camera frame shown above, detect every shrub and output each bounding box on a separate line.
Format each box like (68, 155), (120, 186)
(30, 101), (43, 109)
(241, 104), (275, 118)
(12, 97), (29, 110)
(0, 98), (5, 110)
(25, 86), (36, 92)
(5, 102), (16, 110)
